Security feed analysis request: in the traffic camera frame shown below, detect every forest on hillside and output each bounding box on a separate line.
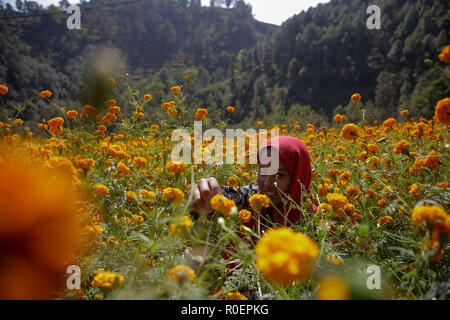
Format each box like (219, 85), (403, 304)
(0, 0), (449, 129)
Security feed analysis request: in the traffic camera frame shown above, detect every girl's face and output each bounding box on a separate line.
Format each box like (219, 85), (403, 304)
(257, 147), (291, 207)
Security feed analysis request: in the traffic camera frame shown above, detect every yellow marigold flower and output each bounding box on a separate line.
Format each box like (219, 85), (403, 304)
(434, 97), (450, 125)
(346, 186), (360, 197)
(93, 184), (109, 196)
(40, 90), (52, 99)
(411, 205), (448, 226)
(318, 184), (328, 197)
(134, 156), (147, 168)
(167, 161), (187, 174)
(351, 93), (361, 102)
(117, 162), (130, 175)
(75, 158), (95, 169)
(225, 292), (248, 300)
(167, 265), (195, 282)
(139, 189), (155, 201)
(38, 123), (48, 130)
(210, 194), (236, 216)
(317, 203), (332, 213)
(125, 191), (137, 202)
(91, 271), (123, 289)
(180, 215), (193, 228)
(195, 108), (208, 120)
(227, 176), (238, 188)
(438, 45), (450, 64)
(66, 110), (78, 119)
(162, 187), (185, 205)
(382, 118), (397, 132)
(134, 111), (144, 119)
(249, 194), (270, 212)
(170, 86), (181, 94)
(0, 84), (8, 95)
(326, 255), (344, 266)
(326, 193), (348, 208)
(369, 156), (380, 167)
(316, 276), (350, 300)
(238, 209), (252, 223)
(150, 124), (159, 131)
(400, 109), (409, 117)
(343, 203), (355, 215)
(393, 140), (410, 154)
(339, 171), (351, 181)
(144, 94), (152, 101)
(409, 183), (419, 194)
(341, 123), (359, 140)
(255, 227), (319, 285)
(227, 106), (235, 113)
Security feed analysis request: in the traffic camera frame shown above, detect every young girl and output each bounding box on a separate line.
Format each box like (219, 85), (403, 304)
(190, 135), (314, 230)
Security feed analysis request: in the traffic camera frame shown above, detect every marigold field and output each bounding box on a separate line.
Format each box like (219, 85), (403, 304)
(0, 55), (449, 300)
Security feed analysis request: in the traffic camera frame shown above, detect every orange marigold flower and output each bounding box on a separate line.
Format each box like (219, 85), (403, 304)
(80, 105), (97, 119)
(108, 106), (121, 114)
(166, 161), (187, 174)
(195, 108), (208, 120)
(257, 121), (263, 126)
(377, 215), (394, 226)
(117, 162), (130, 175)
(134, 111), (144, 119)
(134, 157), (147, 168)
(400, 109), (409, 117)
(210, 194), (237, 216)
(101, 112), (117, 124)
(341, 123), (359, 140)
(126, 191), (137, 202)
(105, 99), (117, 107)
(227, 106), (235, 113)
(40, 90), (52, 99)
(225, 291), (248, 300)
(255, 227), (319, 285)
(351, 93), (361, 102)
(382, 118), (397, 132)
(13, 119), (23, 126)
(91, 271), (123, 289)
(93, 184), (109, 196)
(170, 86), (181, 94)
(434, 97), (450, 125)
(144, 94), (152, 101)
(0, 84), (8, 95)
(238, 209), (252, 223)
(334, 114), (347, 123)
(66, 110), (78, 119)
(326, 255), (344, 266)
(367, 144), (378, 154)
(438, 45), (450, 64)
(139, 189), (155, 201)
(393, 140), (410, 154)
(411, 205), (448, 226)
(107, 77), (116, 86)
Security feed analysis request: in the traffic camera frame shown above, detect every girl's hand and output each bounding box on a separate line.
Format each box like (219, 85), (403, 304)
(190, 177), (223, 216)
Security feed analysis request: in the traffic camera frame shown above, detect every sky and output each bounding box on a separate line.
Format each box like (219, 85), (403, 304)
(6, 0), (330, 25)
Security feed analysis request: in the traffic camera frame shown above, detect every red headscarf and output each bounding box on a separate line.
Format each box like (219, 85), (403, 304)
(256, 135), (314, 226)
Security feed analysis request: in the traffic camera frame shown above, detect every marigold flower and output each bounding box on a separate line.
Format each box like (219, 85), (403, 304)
(117, 162), (130, 175)
(227, 106), (235, 113)
(47, 117), (64, 136)
(167, 265), (195, 281)
(108, 106), (121, 114)
(134, 156), (147, 168)
(80, 105), (97, 119)
(144, 94), (152, 101)
(367, 144), (378, 154)
(195, 108), (208, 120)
(255, 227), (319, 285)
(170, 86), (181, 94)
(411, 205), (448, 226)
(257, 121), (263, 126)
(316, 276), (350, 300)
(434, 97), (450, 125)
(0, 84), (8, 95)
(107, 77), (116, 86)
(225, 292), (248, 300)
(40, 90), (52, 99)
(139, 189), (155, 201)
(341, 123), (359, 140)
(334, 114), (347, 123)
(377, 215), (394, 225)
(93, 184), (109, 196)
(134, 111), (144, 119)
(162, 187), (185, 205)
(400, 109), (409, 117)
(180, 215), (193, 228)
(393, 140), (410, 154)
(210, 194), (236, 216)
(249, 194), (270, 212)
(167, 161), (187, 174)
(91, 271), (123, 289)
(126, 191), (137, 201)
(326, 193), (348, 208)
(66, 110), (78, 119)
(351, 93), (361, 103)
(238, 209), (252, 223)
(326, 255), (344, 266)
(13, 119), (23, 126)
(105, 99), (117, 107)
(438, 45), (450, 64)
